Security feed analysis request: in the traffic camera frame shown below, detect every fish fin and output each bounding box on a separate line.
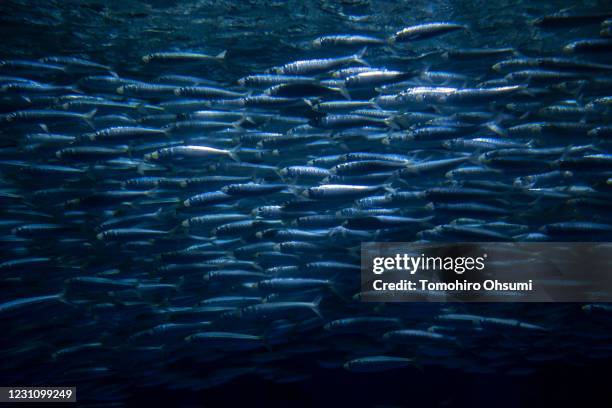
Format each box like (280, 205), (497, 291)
(310, 295), (323, 318)
(384, 44), (399, 56)
(303, 98), (317, 110)
(228, 145), (241, 162)
(370, 99), (384, 111)
(232, 118), (246, 130)
(463, 24), (475, 41)
(136, 103), (149, 116)
(241, 115), (258, 127)
(337, 141), (350, 151)
(574, 81), (587, 103)
(285, 185), (304, 198)
(337, 84), (351, 100)
(384, 170), (401, 185)
(161, 126), (172, 136)
(430, 104), (445, 115)
(383, 185), (396, 195)
(414, 49), (445, 61)
(274, 169), (291, 184)
(83, 108), (97, 129)
(136, 161), (150, 175)
(353, 47), (369, 66)
(518, 111), (532, 121)
(485, 121), (507, 137)
(186, 233), (215, 242)
(344, 246), (361, 261)
(143, 187), (159, 199)
(558, 5), (577, 14)
(467, 154), (481, 166)
(384, 117), (401, 130)
(216, 50), (227, 60)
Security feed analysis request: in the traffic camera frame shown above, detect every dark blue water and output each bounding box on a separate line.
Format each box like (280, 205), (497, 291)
(1, 1), (612, 406)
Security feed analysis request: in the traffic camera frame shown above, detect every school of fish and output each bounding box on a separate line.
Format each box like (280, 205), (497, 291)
(1, 2), (612, 404)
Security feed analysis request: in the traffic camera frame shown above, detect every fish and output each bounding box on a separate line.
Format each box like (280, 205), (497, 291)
(144, 145), (239, 162)
(271, 48), (368, 75)
(344, 356), (414, 372)
(534, 12), (612, 28)
(390, 23), (467, 42)
(563, 39), (612, 54)
(311, 35), (386, 48)
(142, 51), (227, 64)
(303, 184), (387, 199)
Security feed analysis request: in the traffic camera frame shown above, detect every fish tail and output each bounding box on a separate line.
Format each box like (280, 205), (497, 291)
(382, 184), (396, 195)
(274, 168), (288, 183)
(384, 117), (401, 130)
(353, 47), (369, 66)
(485, 121), (508, 137)
(370, 98), (384, 111)
(136, 161), (148, 175)
(228, 145), (241, 162)
(232, 118), (245, 130)
(303, 98), (316, 109)
(337, 84), (351, 100)
(310, 295), (323, 318)
(467, 153), (481, 166)
(136, 102), (150, 116)
(83, 108), (97, 129)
